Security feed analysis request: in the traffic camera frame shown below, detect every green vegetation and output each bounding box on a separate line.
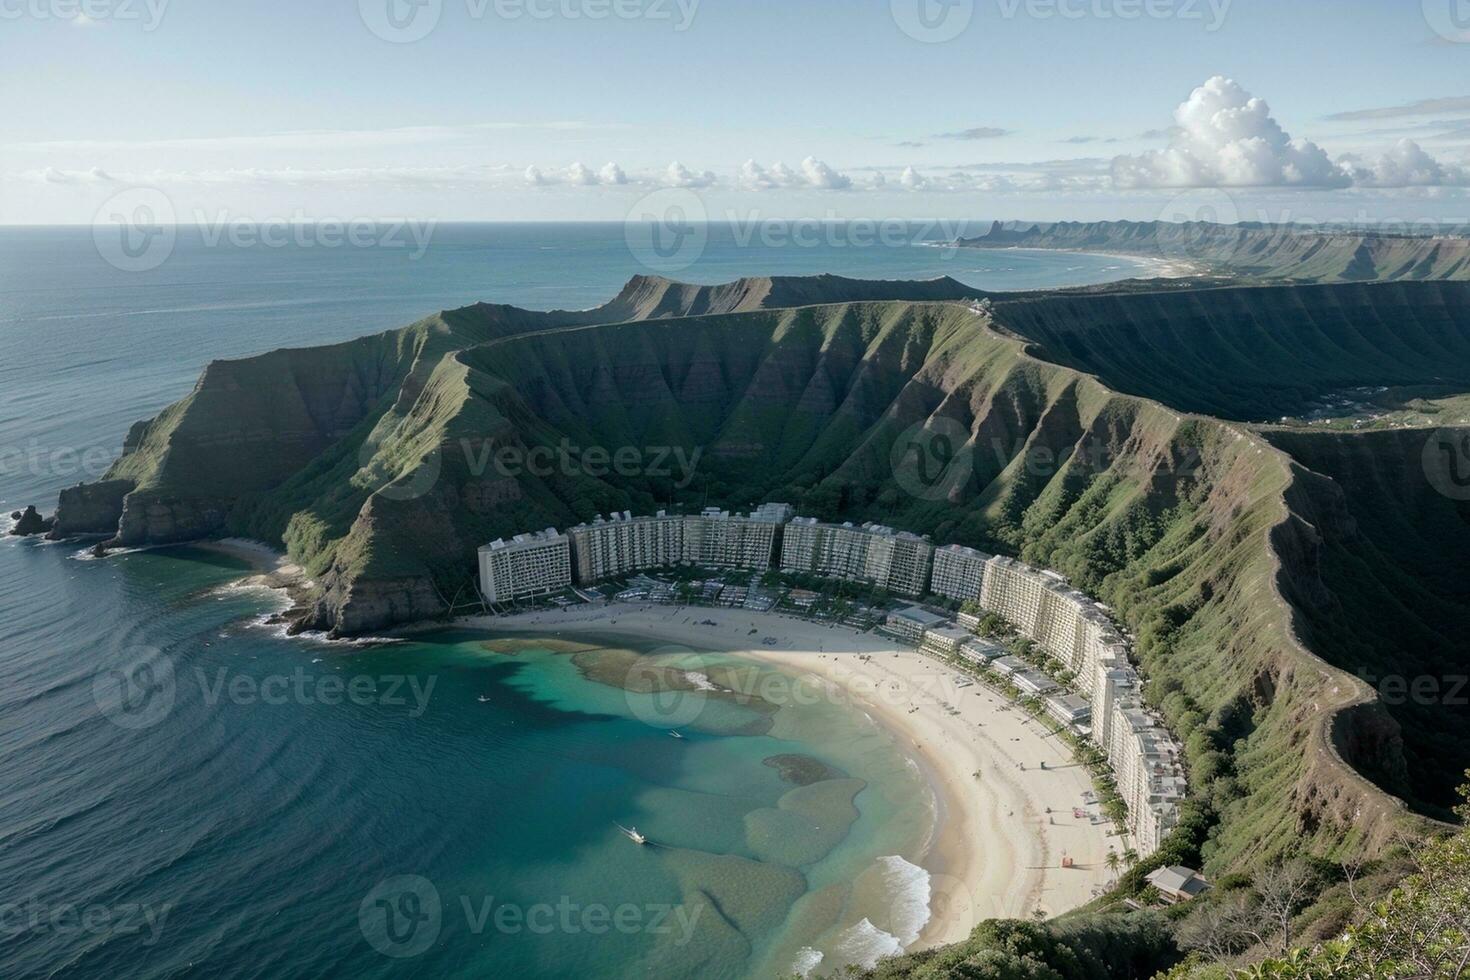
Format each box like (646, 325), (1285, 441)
(61, 272), (1470, 978)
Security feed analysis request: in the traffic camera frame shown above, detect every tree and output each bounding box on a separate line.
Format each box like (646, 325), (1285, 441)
(1253, 859), (1320, 955)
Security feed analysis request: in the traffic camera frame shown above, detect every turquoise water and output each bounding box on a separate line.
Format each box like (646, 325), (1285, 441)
(0, 224), (1149, 978)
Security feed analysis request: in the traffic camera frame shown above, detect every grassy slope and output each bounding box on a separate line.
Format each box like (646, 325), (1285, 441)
(287, 300), (1424, 881)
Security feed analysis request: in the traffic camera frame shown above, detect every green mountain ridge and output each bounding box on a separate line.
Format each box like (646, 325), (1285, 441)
(38, 271), (1470, 976)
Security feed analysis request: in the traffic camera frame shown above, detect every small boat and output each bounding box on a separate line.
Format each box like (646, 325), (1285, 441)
(617, 824), (648, 845)
(668, 730), (684, 739)
(478, 695), (492, 703)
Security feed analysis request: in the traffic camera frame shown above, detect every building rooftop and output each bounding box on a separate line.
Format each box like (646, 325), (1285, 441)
(890, 606), (947, 628)
(1146, 866), (1211, 899)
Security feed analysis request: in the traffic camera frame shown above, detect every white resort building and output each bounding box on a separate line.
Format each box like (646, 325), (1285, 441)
(780, 518), (933, 597)
(930, 544), (993, 603)
(567, 503), (794, 584)
(477, 529), (572, 604)
(478, 504), (1186, 858)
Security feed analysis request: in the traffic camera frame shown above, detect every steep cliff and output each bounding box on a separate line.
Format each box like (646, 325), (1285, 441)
(46, 272), (1470, 884)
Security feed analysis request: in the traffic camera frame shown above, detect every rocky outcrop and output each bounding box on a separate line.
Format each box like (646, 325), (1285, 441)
(48, 479), (134, 539)
(114, 493), (233, 545)
(9, 505), (54, 536)
(289, 568), (444, 639)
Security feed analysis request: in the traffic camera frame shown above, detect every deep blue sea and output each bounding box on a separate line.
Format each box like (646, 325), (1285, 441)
(0, 223), (1150, 979)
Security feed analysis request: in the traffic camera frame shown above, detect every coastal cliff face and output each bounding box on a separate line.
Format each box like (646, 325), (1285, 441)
(46, 272), (1470, 879)
(960, 219), (1470, 282)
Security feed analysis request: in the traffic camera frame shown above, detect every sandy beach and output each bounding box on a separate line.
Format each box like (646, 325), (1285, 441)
(464, 603), (1118, 950)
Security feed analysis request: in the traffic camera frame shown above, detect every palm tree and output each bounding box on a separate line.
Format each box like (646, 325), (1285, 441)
(1123, 848), (1139, 868)
(1105, 850), (1120, 882)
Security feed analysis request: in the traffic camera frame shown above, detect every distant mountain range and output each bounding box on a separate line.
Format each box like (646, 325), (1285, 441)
(958, 219), (1470, 281)
(32, 263), (1470, 975)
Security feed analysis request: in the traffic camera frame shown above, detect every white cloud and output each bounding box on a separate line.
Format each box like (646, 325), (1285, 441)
(665, 161), (716, 188)
(524, 165), (547, 186)
(799, 156), (852, 190)
(1112, 76), (1348, 189)
(599, 161), (627, 185)
(899, 166), (927, 190)
(1343, 139), (1469, 188)
(736, 157), (852, 191)
(566, 162), (598, 185)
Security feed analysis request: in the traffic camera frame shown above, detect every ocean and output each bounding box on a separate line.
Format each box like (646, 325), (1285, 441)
(0, 223), (1151, 979)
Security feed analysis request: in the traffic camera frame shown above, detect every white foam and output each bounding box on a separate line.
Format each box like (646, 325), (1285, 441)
(681, 669), (719, 691)
(789, 947), (825, 978)
(831, 918), (905, 970)
(875, 855), (933, 947)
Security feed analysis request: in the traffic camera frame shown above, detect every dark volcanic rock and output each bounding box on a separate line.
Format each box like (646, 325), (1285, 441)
(49, 479), (134, 540)
(10, 505), (55, 536)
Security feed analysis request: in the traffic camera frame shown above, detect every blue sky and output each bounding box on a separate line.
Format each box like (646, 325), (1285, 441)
(2, 0), (1469, 223)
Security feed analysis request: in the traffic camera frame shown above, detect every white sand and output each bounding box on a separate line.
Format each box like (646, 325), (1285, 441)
(198, 537), (311, 590)
(464, 603), (1118, 950)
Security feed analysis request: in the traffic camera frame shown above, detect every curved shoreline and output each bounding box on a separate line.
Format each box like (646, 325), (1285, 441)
(463, 603), (1116, 953)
